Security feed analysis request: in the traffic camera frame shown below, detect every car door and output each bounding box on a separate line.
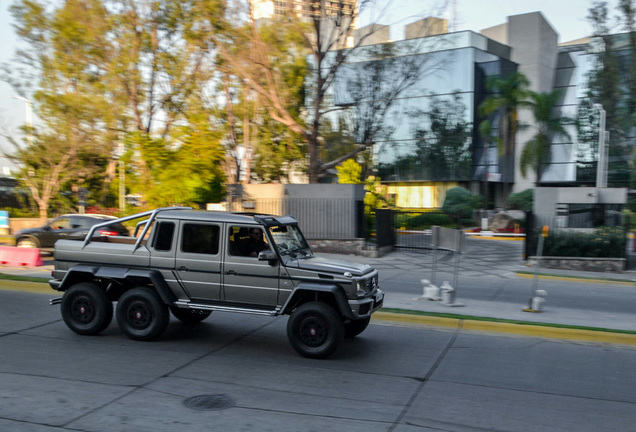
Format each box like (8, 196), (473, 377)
(223, 225), (280, 308)
(174, 221), (223, 302)
(40, 216), (73, 248)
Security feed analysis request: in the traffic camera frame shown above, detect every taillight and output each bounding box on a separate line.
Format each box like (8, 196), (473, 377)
(98, 229), (120, 236)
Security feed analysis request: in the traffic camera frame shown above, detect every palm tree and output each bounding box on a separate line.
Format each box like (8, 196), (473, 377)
(520, 90), (571, 183)
(479, 71), (533, 205)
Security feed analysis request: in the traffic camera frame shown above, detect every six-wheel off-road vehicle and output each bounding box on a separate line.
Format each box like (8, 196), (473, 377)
(49, 207), (383, 358)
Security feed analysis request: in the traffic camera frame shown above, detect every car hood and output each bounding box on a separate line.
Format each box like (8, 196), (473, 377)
(287, 256), (374, 277)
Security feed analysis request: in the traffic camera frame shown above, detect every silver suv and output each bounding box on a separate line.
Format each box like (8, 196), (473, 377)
(49, 208), (384, 358)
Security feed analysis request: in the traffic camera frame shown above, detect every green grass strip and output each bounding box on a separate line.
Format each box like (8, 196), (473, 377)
(380, 307), (636, 335)
(0, 273), (50, 283)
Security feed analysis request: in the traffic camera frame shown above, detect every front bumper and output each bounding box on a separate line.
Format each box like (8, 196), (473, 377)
(348, 289), (384, 319)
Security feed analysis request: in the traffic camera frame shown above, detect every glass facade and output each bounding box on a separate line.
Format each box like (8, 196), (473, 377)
(550, 37), (635, 187)
(326, 31), (517, 185)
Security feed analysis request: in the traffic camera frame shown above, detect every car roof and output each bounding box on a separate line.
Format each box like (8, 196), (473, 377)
(154, 210), (295, 225)
(59, 214), (117, 220)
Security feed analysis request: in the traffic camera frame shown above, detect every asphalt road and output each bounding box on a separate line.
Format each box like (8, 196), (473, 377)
(1, 289), (635, 432)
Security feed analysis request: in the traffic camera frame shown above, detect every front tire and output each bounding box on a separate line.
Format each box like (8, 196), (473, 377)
(169, 306), (211, 326)
(116, 287), (169, 341)
(61, 282), (113, 335)
(287, 302), (344, 359)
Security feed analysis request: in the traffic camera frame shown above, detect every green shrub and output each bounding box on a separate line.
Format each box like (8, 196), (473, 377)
(1, 207), (39, 218)
(542, 226), (626, 258)
(397, 212), (453, 230)
(442, 187), (482, 226)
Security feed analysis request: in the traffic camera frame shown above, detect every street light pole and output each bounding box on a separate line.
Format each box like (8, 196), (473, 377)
(13, 96), (33, 146)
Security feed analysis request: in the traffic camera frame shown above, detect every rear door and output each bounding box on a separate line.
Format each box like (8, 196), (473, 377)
(174, 221), (223, 302)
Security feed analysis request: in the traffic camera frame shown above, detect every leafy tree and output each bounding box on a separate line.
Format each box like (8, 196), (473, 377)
(3, 0), (229, 216)
(214, 1), (445, 183)
(363, 175), (393, 214)
(520, 90), (571, 183)
(4, 0), (117, 221)
(337, 159), (362, 184)
(478, 71), (533, 204)
(442, 186), (481, 227)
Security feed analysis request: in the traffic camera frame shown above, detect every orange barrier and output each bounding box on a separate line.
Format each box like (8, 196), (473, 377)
(0, 246), (44, 267)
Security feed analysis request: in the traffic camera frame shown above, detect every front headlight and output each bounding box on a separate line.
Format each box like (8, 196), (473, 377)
(356, 281), (366, 297)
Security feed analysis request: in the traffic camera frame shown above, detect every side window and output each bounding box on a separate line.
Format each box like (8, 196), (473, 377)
(182, 223), (220, 255)
(229, 225), (269, 257)
(50, 217), (71, 230)
(153, 221), (175, 251)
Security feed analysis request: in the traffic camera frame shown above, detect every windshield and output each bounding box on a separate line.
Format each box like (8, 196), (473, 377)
(268, 224), (312, 258)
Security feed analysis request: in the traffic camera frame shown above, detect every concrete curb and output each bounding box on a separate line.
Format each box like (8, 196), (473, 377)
(372, 311), (636, 346)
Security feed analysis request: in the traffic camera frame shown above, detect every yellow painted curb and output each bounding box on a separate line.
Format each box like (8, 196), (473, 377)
(0, 279), (52, 295)
(373, 312), (636, 346)
(469, 236), (525, 241)
(373, 311), (460, 328)
(516, 272), (636, 286)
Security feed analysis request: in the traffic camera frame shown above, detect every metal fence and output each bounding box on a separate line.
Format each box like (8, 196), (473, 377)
(228, 198), (363, 240)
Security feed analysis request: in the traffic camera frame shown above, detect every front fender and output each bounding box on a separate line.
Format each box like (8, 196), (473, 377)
(280, 283), (355, 320)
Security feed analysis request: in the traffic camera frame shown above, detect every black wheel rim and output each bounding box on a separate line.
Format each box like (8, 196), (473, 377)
(298, 316), (328, 347)
(126, 300), (152, 330)
(71, 295), (96, 324)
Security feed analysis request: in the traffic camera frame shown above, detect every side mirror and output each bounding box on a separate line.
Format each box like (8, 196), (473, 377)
(258, 250), (278, 263)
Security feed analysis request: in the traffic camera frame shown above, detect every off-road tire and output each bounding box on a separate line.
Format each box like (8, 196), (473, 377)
(169, 306), (212, 326)
(116, 287), (169, 341)
(287, 302), (344, 359)
(344, 317), (371, 338)
(61, 282), (113, 335)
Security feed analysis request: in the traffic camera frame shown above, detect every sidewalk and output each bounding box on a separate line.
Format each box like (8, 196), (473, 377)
(317, 237), (636, 336)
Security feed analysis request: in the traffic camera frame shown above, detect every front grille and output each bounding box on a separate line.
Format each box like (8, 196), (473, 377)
(363, 276), (378, 293)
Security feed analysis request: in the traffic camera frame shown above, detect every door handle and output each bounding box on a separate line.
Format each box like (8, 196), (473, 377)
(226, 270), (237, 275)
(178, 266), (188, 271)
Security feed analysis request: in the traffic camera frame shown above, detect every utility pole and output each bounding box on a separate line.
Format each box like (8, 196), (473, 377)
(117, 143), (126, 212)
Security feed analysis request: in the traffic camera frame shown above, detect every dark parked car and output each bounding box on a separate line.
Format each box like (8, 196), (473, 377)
(15, 214), (129, 250)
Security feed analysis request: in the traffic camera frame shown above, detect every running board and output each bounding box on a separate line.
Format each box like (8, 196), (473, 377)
(174, 301), (281, 316)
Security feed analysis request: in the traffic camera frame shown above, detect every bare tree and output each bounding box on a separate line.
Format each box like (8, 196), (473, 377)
(214, 0), (447, 182)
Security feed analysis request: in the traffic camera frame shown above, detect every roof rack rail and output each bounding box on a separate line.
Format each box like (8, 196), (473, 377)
(81, 206), (192, 250)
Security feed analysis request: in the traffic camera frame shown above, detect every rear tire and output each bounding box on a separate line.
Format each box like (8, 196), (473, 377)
(169, 306), (211, 326)
(287, 302), (344, 359)
(116, 287), (169, 341)
(16, 237), (39, 248)
(61, 282), (113, 335)
(344, 317), (371, 338)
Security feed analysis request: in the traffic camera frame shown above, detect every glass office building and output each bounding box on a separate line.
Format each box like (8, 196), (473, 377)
(320, 13), (633, 208)
(326, 30), (518, 206)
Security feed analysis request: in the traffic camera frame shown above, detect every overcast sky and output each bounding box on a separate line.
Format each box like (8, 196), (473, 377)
(0, 0), (621, 172)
